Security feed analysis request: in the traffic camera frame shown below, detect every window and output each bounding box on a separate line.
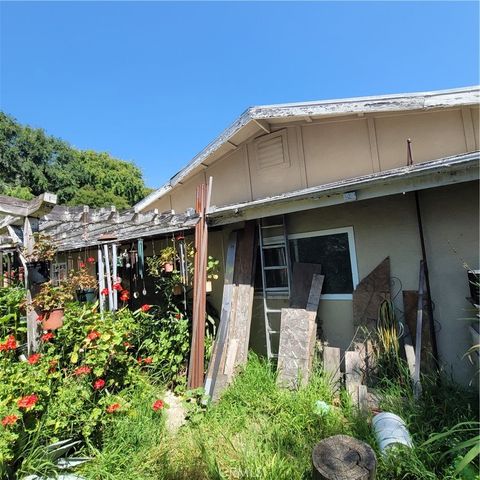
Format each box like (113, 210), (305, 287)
(254, 226), (358, 300)
(289, 227), (358, 299)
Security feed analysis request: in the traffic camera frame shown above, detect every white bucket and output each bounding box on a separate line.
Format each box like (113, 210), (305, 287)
(372, 412), (413, 454)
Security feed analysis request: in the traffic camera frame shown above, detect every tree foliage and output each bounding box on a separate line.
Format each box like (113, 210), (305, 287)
(0, 112), (151, 208)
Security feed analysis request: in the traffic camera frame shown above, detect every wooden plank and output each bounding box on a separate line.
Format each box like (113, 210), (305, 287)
(403, 290), (434, 372)
(229, 221), (256, 367)
(345, 350), (362, 405)
(277, 274), (324, 388)
(290, 262), (322, 308)
(204, 231), (238, 398)
(307, 274), (325, 312)
(413, 261), (425, 399)
(353, 257), (390, 334)
(358, 385), (369, 414)
(323, 346), (341, 387)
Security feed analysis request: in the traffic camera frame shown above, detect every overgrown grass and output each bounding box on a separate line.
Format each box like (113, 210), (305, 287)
(79, 355), (478, 480)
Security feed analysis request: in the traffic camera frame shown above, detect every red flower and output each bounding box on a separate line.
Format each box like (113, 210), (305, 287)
(1, 415), (19, 427)
(106, 403), (121, 413)
(144, 357), (153, 364)
(93, 378), (105, 390)
(101, 288), (109, 296)
(87, 257), (95, 263)
(123, 341), (133, 349)
(36, 314), (44, 322)
(152, 399), (164, 411)
(140, 304), (151, 312)
(87, 330), (101, 341)
(79, 262), (86, 268)
(17, 394), (38, 409)
(41, 332), (54, 342)
(28, 353), (41, 365)
(0, 335), (17, 351)
(74, 365), (92, 376)
(175, 313), (183, 320)
(113, 282), (123, 291)
(120, 290), (130, 302)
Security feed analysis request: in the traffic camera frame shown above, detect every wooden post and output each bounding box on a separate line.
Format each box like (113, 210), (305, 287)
(23, 217), (41, 354)
(312, 435), (376, 479)
(188, 178), (212, 389)
(413, 260), (425, 399)
(204, 231), (238, 398)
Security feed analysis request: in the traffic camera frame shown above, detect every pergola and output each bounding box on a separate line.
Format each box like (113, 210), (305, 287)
(0, 185), (210, 386)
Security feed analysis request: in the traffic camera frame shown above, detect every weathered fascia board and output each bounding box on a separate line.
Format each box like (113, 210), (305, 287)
(0, 215), (21, 231)
(55, 218), (199, 252)
(134, 86), (479, 213)
(43, 210), (162, 239)
(0, 192), (57, 217)
(208, 153), (479, 226)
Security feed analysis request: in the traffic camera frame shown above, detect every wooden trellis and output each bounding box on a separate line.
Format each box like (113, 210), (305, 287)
(0, 192), (200, 354)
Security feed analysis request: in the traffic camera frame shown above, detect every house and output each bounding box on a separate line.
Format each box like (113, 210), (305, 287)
(136, 86), (480, 385)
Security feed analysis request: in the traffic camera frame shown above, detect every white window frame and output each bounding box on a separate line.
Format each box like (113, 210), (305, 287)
(288, 226), (359, 300)
(262, 226), (358, 300)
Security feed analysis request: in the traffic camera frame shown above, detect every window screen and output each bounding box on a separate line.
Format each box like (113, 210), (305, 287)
(289, 233), (354, 294)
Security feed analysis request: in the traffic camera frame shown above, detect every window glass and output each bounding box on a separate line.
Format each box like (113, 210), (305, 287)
(289, 232), (353, 294)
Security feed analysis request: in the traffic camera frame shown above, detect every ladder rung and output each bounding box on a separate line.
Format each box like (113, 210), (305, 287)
(261, 224), (283, 229)
(268, 330), (279, 335)
(265, 287), (289, 293)
(265, 308), (282, 313)
(262, 243), (286, 249)
(270, 353), (279, 358)
(263, 265), (287, 270)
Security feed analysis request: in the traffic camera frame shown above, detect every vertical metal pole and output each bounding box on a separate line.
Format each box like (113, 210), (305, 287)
(112, 244), (118, 311)
(0, 252), (3, 288)
(103, 244), (114, 312)
(97, 246), (105, 314)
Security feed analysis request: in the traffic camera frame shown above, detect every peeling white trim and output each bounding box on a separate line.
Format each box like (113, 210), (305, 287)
(135, 86), (480, 212)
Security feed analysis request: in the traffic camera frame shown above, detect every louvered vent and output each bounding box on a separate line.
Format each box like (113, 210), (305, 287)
(254, 131), (289, 170)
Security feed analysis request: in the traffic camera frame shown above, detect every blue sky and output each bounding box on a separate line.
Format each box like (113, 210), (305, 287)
(1, 1), (478, 189)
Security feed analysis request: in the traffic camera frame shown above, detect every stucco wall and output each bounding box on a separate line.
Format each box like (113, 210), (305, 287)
(208, 181), (479, 385)
(145, 107), (477, 213)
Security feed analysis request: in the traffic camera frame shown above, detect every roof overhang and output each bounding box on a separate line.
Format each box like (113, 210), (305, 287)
(135, 86), (480, 212)
(207, 152), (480, 226)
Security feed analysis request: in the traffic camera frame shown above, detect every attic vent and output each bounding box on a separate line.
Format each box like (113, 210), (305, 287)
(254, 130), (290, 170)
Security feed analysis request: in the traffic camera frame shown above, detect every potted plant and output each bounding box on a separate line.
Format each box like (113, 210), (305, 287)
(158, 246), (177, 272)
(69, 268), (98, 303)
(31, 282), (73, 330)
(23, 233), (57, 285)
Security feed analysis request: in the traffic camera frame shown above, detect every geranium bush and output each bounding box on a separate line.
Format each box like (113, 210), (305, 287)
(0, 295), (169, 477)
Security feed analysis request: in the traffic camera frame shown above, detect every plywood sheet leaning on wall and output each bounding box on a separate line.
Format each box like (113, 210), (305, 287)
(277, 274), (324, 389)
(353, 257), (391, 337)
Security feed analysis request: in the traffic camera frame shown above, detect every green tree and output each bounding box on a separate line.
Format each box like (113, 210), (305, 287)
(0, 112), (151, 208)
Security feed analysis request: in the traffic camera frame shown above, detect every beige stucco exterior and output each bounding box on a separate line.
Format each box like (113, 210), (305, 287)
(145, 106), (479, 213)
(136, 91), (479, 385)
(204, 182), (479, 385)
